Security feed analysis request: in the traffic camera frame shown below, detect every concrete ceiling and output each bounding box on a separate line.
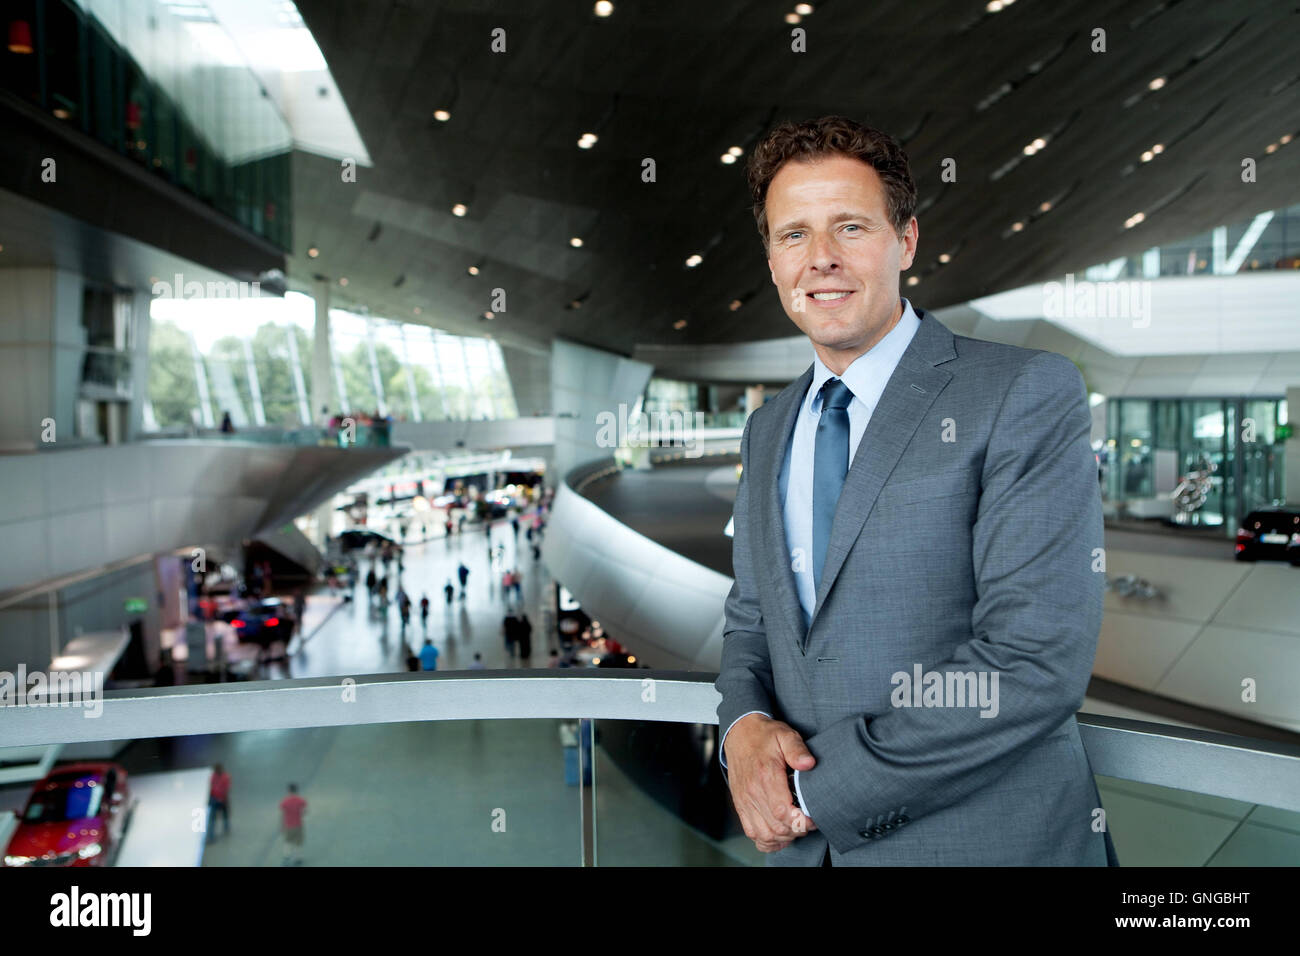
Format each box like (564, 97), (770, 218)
(286, 0), (1300, 355)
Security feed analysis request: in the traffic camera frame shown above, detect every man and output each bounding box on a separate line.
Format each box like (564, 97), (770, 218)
(419, 638), (440, 671)
(715, 116), (1115, 867)
(279, 783), (307, 866)
(207, 763), (231, 840)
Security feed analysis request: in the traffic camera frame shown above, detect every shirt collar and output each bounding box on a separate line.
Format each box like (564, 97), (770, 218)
(806, 298), (922, 413)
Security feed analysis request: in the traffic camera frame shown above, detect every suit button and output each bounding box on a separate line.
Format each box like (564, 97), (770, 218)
(858, 829), (873, 839)
(870, 825), (884, 836)
(881, 822), (894, 832)
(897, 815), (910, 826)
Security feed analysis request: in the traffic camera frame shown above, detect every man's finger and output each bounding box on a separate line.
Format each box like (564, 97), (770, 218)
(777, 729), (816, 771)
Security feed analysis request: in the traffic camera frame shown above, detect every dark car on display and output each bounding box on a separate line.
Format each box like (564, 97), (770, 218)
(220, 598), (296, 646)
(1234, 508), (1300, 564)
(4, 763), (134, 867)
(335, 529), (395, 552)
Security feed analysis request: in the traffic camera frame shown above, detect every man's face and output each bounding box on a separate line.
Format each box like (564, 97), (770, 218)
(764, 154), (918, 368)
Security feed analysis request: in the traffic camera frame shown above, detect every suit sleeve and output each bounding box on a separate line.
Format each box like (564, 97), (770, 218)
(795, 352), (1104, 853)
(714, 413), (777, 775)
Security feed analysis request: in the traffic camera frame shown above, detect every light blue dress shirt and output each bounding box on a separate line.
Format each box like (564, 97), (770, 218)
(722, 298), (922, 821)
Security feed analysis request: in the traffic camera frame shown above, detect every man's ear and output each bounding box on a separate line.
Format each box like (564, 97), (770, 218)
(768, 259), (777, 285)
(898, 217), (919, 271)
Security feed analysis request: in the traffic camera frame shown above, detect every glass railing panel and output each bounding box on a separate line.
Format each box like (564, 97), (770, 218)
(1, 718), (581, 867)
(591, 719), (762, 867)
(1095, 774), (1300, 866)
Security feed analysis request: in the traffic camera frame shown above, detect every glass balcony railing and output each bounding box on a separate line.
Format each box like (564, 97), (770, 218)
(2, 0), (292, 250)
(139, 423), (394, 448)
(2, 672), (1296, 867)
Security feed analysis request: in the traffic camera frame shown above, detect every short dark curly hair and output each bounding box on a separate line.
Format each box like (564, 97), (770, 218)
(746, 116), (917, 249)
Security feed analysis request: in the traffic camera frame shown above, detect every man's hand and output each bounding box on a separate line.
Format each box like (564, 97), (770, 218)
(724, 713), (818, 852)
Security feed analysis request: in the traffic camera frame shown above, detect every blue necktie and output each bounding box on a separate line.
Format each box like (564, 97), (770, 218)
(813, 378), (854, 590)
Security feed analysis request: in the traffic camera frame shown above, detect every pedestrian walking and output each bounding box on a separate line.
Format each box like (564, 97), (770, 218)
(419, 638), (440, 671)
(517, 613), (533, 659)
(279, 783), (307, 866)
(208, 764), (231, 840)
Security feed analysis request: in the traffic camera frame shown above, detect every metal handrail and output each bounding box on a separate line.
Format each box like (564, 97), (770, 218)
(2, 670), (1297, 813)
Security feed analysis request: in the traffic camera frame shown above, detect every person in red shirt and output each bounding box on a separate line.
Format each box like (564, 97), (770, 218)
(279, 783), (308, 866)
(208, 764), (231, 840)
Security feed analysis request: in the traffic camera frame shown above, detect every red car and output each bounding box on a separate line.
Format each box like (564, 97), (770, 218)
(3, 763), (134, 867)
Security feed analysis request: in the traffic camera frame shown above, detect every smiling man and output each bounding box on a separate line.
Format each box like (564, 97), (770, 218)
(715, 115), (1117, 866)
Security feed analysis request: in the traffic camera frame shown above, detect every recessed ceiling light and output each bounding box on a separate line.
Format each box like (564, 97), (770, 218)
(794, 3), (813, 13)
(720, 153), (736, 164)
(594, 1), (613, 16)
(1281, 133), (1294, 145)
(1265, 142), (1279, 154)
(578, 133), (597, 149)
(906, 276), (920, 286)
(1151, 143), (1164, 154)
(307, 246), (319, 258)
(467, 265), (480, 275)
(729, 299), (743, 311)
(728, 146), (743, 157)
(785, 12), (801, 24)
(1010, 221), (1025, 232)
(1039, 201), (1052, 213)
(938, 253), (951, 264)
(483, 311), (494, 320)
(685, 254), (703, 267)
(452, 203), (467, 216)
(1124, 212), (1145, 229)
(673, 319), (687, 329)
(1140, 150), (1154, 162)
(338, 277), (348, 286)
(433, 109), (451, 122)
(1148, 76), (1166, 91)
(414, 306), (422, 315)
(570, 237), (584, 247)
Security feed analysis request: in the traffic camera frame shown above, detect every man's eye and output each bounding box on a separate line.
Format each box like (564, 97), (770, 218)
(843, 224), (861, 232)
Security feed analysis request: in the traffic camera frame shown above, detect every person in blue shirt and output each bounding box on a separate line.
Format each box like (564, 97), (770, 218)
(418, 638), (440, 671)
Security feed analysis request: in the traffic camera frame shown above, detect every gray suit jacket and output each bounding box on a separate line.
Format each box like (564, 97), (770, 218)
(716, 307), (1117, 866)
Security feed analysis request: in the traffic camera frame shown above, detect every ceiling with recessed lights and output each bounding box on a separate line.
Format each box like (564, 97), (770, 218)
(287, 0), (1300, 355)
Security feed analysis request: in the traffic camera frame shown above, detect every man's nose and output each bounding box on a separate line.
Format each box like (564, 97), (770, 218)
(807, 232), (840, 272)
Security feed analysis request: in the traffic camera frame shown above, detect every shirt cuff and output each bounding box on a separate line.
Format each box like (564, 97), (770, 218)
(719, 710), (771, 769)
(792, 769), (811, 818)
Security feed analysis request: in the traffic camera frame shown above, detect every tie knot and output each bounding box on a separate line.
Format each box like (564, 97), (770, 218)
(819, 377), (854, 411)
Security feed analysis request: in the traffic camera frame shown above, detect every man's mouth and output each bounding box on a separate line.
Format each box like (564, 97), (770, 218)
(805, 289), (854, 306)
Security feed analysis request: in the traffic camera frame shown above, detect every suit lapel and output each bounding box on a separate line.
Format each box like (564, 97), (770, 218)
(807, 310), (957, 635)
(751, 365), (813, 650)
